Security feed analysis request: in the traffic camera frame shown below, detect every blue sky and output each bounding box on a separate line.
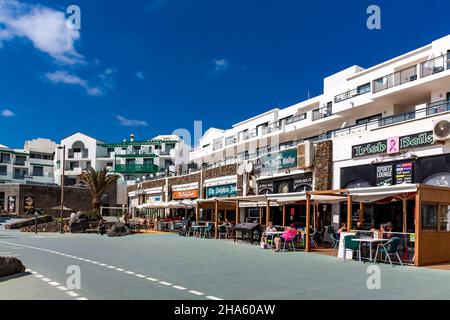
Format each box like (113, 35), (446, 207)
(0, 0), (449, 148)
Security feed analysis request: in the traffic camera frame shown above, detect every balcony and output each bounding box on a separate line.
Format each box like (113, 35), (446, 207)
(115, 164), (159, 174)
(421, 54), (450, 78)
(68, 150), (89, 159)
(334, 84), (371, 103)
(373, 65), (417, 93)
(243, 129), (258, 141)
(312, 105), (332, 121)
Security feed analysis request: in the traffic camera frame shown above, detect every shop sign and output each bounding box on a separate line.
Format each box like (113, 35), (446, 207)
(395, 162), (413, 184)
(258, 182), (274, 194)
(376, 165), (393, 186)
(206, 184), (237, 198)
(7, 196), (16, 213)
(146, 195), (162, 203)
(24, 196), (35, 212)
(352, 131), (433, 158)
(293, 173), (313, 191)
(256, 149), (297, 172)
(172, 189), (199, 200)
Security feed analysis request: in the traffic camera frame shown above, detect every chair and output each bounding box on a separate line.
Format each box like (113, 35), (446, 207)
(330, 232), (340, 256)
(218, 225), (228, 239)
(343, 235), (360, 261)
(310, 230), (319, 249)
(202, 224), (214, 238)
(374, 237), (403, 266)
(282, 233), (298, 252)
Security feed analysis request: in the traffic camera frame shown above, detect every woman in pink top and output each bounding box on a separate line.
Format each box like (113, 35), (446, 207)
(273, 224), (297, 252)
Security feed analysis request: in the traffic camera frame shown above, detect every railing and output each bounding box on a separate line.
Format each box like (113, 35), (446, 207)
(373, 65), (417, 93)
(312, 105), (332, 121)
(334, 85), (370, 103)
(225, 136), (238, 146)
(420, 54), (449, 78)
(13, 160), (26, 166)
(243, 129), (258, 140)
(115, 164), (159, 173)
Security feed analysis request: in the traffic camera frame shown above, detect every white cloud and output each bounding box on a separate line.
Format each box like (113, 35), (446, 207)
(0, 0), (83, 64)
(213, 58), (230, 73)
(44, 71), (103, 96)
(116, 115), (149, 127)
(1, 109), (14, 117)
(135, 70), (145, 80)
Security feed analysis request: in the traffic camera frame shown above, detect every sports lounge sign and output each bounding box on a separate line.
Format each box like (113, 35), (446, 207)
(352, 131), (433, 158)
(256, 149), (297, 172)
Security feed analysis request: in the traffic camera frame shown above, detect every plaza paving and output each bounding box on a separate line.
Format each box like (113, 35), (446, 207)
(1, 231), (450, 300)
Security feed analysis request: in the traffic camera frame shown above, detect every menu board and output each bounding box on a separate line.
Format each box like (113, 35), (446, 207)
(395, 162), (413, 184)
(376, 165), (393, 186)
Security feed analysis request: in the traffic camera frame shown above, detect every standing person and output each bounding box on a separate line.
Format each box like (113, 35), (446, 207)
(98, 219), (106, 235)
(338, 223), (347, 235)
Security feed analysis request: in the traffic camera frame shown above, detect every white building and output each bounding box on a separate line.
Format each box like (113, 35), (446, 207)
(0, 138), (57, 185)
(191, 35), (450, 183)
(54, 132), (189, 186)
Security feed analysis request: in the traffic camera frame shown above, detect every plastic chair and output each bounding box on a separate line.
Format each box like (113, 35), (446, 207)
(202, 224), (214, 238)
(282, 233), (298, 252)
(330, 232), (340, 256)
(374, 237), (403, 266)
(343, 235), (360, 261)
(218, 225), (228, 239)
(310, 230), (319, 249)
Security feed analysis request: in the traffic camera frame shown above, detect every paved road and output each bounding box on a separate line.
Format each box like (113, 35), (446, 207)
(1, 231), (450, 300)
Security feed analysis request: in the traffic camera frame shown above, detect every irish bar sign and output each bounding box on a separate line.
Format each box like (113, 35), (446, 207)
(352, 131), (433, 158)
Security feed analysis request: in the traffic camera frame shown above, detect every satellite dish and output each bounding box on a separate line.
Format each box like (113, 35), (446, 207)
(245, 162), (253, 173)
(433, 120), (450, 139)
(237, 164), (245, 176)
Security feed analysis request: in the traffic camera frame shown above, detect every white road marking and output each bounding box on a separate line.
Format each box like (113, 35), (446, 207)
(146, 277), (158, 282)
(0, 240), (224, 300)
(173, 286), (186, 290)
(189, 290), (204, 296)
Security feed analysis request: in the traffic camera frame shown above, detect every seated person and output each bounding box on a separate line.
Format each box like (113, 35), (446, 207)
(261, 221), (277, 245)
(273, 224), (297, 252)
(222, 218), (232, 228)
(383, 222), (394, 239)
(355, 221), (364, 230)
(337, 223), (347, 234)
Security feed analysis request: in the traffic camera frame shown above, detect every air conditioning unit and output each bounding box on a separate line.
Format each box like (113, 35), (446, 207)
(297, 141), (314, 169)
(433, 119), (450, 142)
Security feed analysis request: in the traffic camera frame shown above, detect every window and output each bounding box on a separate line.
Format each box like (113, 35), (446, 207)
(143, 158), (154, 165)
(14, 155), (26, 166)
(0, 153), (11, 164)
(357, 83), (371, 95)
(32, 166), (44, 177)
(421, 204), (438, 231)
(0, 165), (6, 176)
(356, 114), (382, 125)
(439, 205), (450, 231)
(70, 161), (79, 170)
(43, 154), (54, 160)
(30, 153), (42, 159)
(126, 159), (135, 165)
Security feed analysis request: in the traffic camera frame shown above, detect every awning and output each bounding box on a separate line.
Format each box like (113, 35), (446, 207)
(348, 184), (418, 203)
(311, 195), (348, 204)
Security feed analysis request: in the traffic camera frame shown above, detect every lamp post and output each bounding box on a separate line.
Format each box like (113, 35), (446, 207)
(58, 145), (66, 234)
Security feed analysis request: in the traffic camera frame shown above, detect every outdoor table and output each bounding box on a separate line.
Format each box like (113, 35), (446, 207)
(264, 231), (285, 248)
(352, 238), (390, 262)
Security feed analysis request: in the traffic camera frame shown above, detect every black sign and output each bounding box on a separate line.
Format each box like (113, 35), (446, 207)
(7, 196), (16, 213)
(376, 165), (393, 186)
(395, 162), (413, 184)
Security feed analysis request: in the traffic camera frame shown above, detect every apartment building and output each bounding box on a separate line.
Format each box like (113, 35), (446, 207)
(191, 35), (450, 195)
(54, 132), (189, 186)
(0, 138), (57, 185)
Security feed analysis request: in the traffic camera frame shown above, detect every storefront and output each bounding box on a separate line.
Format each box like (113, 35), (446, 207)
(205, 176), (237, 198)
(171, 182), (199, 218)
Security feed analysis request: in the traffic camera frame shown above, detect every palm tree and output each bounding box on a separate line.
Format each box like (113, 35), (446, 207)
(79, 167), (119, 213)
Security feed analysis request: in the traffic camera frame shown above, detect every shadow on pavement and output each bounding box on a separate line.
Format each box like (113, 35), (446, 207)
(0, 271), (32, 283)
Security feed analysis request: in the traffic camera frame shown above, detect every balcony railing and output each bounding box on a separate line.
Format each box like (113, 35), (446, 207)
(243, 129), (258, 140)
(312, 105), (332, 121)
(115, 164), (159, 174)
(334, 85), (371, 103)
(373, 65), (417, 93)
(420, 54), (449, 78)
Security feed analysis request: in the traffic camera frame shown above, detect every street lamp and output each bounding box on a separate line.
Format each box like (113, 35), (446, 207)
(57, 145), (66, 234)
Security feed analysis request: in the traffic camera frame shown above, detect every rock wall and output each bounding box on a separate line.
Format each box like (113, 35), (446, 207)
(314, 140), (333, 191)
(5, 215), (53, 229)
